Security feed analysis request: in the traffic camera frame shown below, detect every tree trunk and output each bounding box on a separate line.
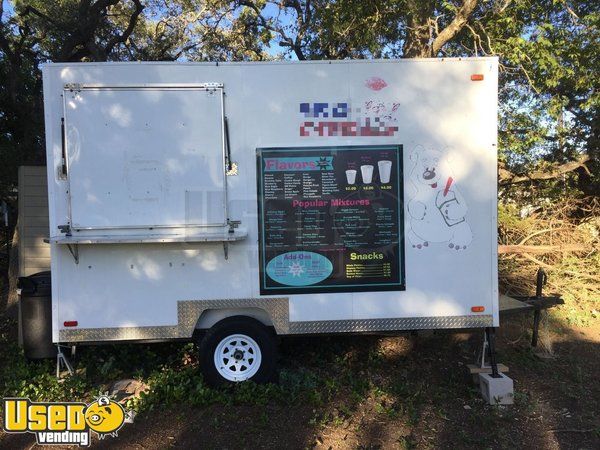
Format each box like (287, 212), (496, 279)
(402, 1), (434, 58)
(402, 1), (478, 58)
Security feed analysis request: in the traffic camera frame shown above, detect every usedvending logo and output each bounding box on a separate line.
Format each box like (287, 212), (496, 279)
(2, 396), (131, 446)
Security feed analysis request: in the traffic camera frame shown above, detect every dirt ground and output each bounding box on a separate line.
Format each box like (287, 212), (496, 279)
(1, 315), (599, 450)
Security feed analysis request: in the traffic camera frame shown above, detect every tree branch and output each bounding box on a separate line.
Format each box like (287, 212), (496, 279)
(517, 253), (600, 283)
(499, 155), (591, 186)
(240, 0), (306, 59)
(431, 0), (478, 55)
(104, 0), (144, 56)
(19, 5), (63, 28)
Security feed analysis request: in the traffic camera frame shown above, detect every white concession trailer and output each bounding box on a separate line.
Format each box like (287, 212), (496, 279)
(40, 58), (499, 383)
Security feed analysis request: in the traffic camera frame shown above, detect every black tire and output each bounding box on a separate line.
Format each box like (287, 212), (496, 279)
(198, 316), (277, 386)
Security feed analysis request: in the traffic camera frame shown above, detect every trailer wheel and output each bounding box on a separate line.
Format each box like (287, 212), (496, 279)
(198, 316), (277, 386)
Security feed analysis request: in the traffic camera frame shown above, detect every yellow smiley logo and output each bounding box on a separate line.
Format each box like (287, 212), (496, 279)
(84, 396), (125, 436)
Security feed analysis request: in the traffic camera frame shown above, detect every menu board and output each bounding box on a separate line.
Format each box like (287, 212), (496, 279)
(257, 145), (405, 295)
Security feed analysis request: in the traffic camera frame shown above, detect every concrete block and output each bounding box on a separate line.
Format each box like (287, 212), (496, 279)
(479, 372), (514, 405)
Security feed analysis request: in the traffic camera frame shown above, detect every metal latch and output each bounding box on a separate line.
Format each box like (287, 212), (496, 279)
(58, 224), (72, 236)
(227, 220), (241, 234)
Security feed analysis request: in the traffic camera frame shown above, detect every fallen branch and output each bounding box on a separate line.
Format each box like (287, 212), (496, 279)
(498, 244), (589, 254)
(499, 155), (590, 186)
(518, 228), (568, 245)
(550, 428), (597, 433)
(519, 253), (600, 283)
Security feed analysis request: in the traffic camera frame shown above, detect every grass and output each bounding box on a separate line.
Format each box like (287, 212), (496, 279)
(1, 315), (599, 448)
(1, 198), (598, 448)
(0, 318), (338, 414)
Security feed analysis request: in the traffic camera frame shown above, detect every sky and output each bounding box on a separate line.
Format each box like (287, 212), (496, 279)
(2, 0), (14, 19)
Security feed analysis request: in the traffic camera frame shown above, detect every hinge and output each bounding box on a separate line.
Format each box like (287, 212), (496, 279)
(203, 82), (223, 89)
(64, 83), (82, 92)
(204, 82), (223, 95)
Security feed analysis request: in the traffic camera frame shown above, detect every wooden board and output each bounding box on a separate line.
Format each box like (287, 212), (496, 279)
(18, 166), (51, 276)
(467, 363), (509, 374)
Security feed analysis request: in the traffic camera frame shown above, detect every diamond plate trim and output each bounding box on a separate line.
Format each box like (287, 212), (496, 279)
(287, 315), (493, 334)
(59, 298), (289, 343)
(177, 298), (290, 336)
(59, 325), (179, 342)
(58, 300), (490, 342)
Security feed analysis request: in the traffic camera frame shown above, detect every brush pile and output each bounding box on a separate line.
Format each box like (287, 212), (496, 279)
(498, 197), (600, 327)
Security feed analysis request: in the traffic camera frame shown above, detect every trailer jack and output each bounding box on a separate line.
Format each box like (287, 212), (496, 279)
(485, 327), (501, 378)
(56, 345), (74, 378)
(469, 328), (508, 381)
(475, 328), (514, 404)
(475, 268), (563, 405)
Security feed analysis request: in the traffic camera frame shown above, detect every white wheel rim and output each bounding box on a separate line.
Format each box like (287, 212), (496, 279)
(213, 334), (262, 382)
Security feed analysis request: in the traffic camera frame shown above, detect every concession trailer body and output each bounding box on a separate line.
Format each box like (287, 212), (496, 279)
(40, 58), (499, 383)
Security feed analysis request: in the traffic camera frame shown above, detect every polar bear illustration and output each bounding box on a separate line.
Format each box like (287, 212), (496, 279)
(407, 146), (473, 250)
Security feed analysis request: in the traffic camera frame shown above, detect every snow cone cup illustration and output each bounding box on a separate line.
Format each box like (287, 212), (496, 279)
(360, 165), (374, 184)
(378, 160), (392, 184)
(345, 169), (357, 185)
